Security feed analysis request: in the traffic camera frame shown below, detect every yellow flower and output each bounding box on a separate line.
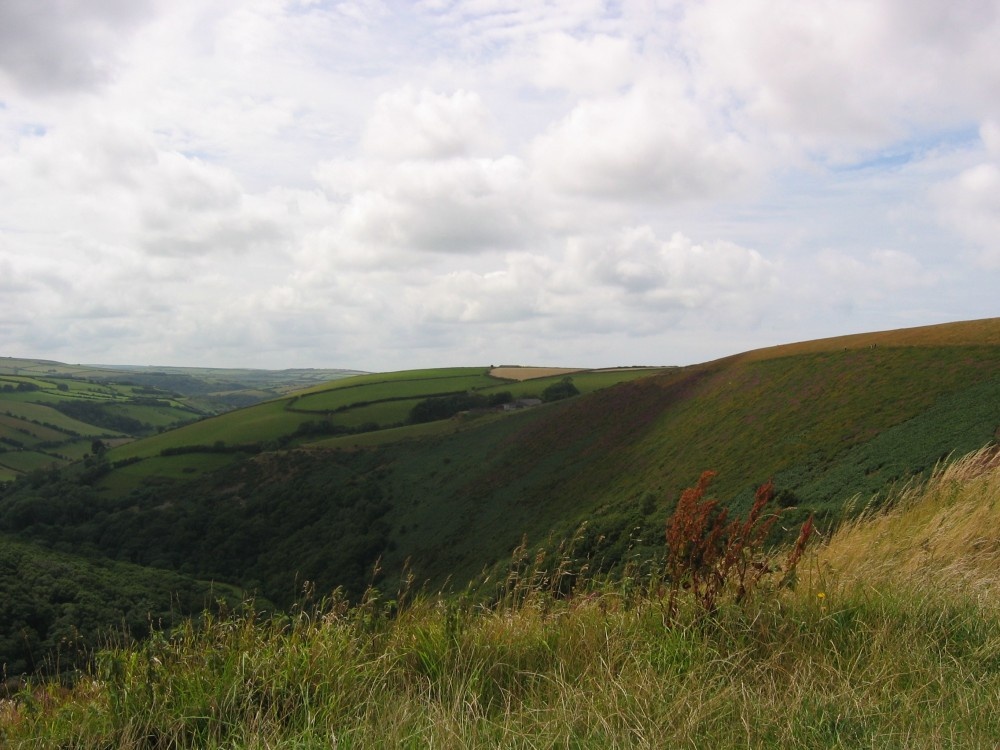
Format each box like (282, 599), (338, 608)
(817, 592), (826, 600)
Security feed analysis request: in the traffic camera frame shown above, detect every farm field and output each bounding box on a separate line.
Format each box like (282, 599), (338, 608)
(103, 366), (664, 472)
(0, 358), (363, 480)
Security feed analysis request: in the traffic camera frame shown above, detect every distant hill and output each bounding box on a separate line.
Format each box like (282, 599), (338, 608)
(1, 318), (998, 676)
(0, 357), (363, 482)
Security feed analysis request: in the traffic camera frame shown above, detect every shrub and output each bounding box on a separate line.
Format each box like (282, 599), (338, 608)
(541, 377), (579, 402)
(663, 471), (814, 621)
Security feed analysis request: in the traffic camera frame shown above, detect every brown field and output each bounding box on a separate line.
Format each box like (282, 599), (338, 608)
(736, 317), (1000, 362)
(490, 367), (584, 381)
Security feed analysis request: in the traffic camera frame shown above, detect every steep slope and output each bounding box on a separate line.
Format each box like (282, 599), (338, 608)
(1, 319), (997, 676)
(365, 331), (1000, 587)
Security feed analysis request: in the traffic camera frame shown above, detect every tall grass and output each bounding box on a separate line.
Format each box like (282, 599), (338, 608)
(4, 448), (1000, 748)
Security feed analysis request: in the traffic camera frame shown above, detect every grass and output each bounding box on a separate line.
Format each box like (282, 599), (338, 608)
(293, 367), (492, 395)
(5, 447), (999, 748)
(0, 402), (111, 437)
(0, 450), (62, 473)
(107, 401), (292, 460)
(103, 367), (664, 467)
(0, 359), (368, 479)
(97, 453), (247, 493)
(291, 373), (503, 411)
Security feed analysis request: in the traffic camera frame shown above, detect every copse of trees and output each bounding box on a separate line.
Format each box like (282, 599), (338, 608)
(47, 400), (149, 435)
(409, 391), (512, 424)
(541, 377), (580, 402)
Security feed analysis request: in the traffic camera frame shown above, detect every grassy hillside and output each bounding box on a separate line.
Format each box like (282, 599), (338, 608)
(4, 448), (998, 748)
(354, 328), (1000, 589)
(0, 319), (997, 679)
(0, 358), (362, 481)
(100, 366), (662, 468)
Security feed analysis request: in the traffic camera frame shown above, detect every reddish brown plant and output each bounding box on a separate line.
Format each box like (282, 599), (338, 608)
(663, 471), (814, 623)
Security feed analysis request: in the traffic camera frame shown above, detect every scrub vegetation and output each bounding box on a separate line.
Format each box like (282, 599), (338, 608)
(0, 317), (998, 742)
(3, 448), (998, 748)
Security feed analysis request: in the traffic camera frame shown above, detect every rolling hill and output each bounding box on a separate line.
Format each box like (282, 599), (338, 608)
(1, 318), (998, 676)
(0, 358), (362, 482)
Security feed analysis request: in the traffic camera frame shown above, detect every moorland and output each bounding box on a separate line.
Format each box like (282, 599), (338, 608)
(1, 318), (999, 747)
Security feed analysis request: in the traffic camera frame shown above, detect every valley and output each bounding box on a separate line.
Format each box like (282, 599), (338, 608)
(1, 318), (999, 680)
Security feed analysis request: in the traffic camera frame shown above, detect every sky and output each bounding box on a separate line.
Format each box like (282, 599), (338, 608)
(1, 0), (999, 372)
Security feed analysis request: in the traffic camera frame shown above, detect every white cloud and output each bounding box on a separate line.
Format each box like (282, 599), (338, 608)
(310, 154), (534, 265)
(683, 0), (1000, 158)
(817, 248), (938, 297)
(403, 227), (778, 337)
(532, 80), (756, 202)
(526, 32), (636, 95)
(935, 162), (1000, 268)
(362, 87), (498, 160)
(569, 227), (777, 317)
(420, 0), (608, 47)
(1, 0), (998, 370)
(0, 0), (156, 94)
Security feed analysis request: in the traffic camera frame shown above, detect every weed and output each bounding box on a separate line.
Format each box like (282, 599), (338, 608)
(664, 471), (814, 622)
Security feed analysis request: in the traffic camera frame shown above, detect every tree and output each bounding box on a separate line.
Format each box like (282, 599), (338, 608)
(541, 377), (579, 402)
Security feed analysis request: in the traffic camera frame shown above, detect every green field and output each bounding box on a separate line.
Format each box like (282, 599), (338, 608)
(0, 450), (63, 473)
(294, 367), (489, 395)
(0, 358), (367, 480)
(0, 413), (67, 445)
(291, 372), (503, 411)
(106, 367), (665, 469)
(99, 453), (246, 494)
(0, 401), (113, 436)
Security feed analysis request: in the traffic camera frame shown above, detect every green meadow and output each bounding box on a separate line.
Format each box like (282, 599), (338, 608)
(103, 366), (664, 468)
(0, 359), (362, 480)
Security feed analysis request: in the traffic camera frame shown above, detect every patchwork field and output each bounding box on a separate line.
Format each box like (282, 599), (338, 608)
(0, 358), (363, 480)
(103, 366), (664, 467)
(489, 366), (583, 380)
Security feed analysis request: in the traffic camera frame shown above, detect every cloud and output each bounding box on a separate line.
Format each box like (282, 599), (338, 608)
(340, 156), (532, 254)
(0, 0), (156, 94)
(419, 0), (609, 47)
(934, 161), (1000, 268)
(683, 0), (1000, 157)
(524, 32), (636, 95)
(311, 88), (537, 261)
(1, 1), (998, 370)
(816, 248), (938, 302)
(570, 227), (778, 316)
(532, 80), (755, 202)
(362, 87), (498, 160)
(406, 227), (778, 336)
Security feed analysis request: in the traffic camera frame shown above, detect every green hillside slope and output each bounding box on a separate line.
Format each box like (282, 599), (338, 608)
(0, 358), (363, 481)
(103, 367), (660, 458)
(1, 319), (998, 677)
(0, 535), (245, 675)
(6, 449), (999, 748)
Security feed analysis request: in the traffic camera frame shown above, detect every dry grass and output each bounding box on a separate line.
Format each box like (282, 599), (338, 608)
(490, 366), (584, 381)
(5, 447), (1000, 748)
(736, 316), (1000, 362)
(817, 445), (1000, 601)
